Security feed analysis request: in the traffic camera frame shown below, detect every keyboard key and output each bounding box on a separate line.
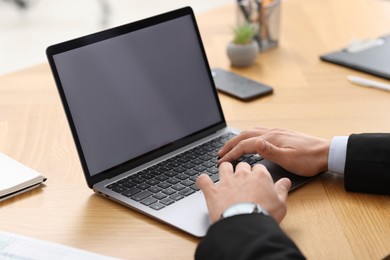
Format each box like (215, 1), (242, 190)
(178, 188), (195, 197)
(150, 169), (164, 176)
(210, 158), (218, 164)
(155, 175), (169, 181)
(173, 167), (186, 173)
(184, 169), (198, 176)
(194, 165), (207, 172)
(112, 186), (127, 193)
(182, 162), (196, 169)
(162, 188), (176, 195)
(122, 181), (136, 188)
(207, 167), (218, 174)
(167, 161), (181, 167)
(204, 171), (213, 176)
(190, 175), (200, 182)
(136, 183), (151, 190)
(146, 179), (160, 186)
(208, 151), (218, 158)
(191, 159), (203, 165)
(157, 182), (171, 189)
(211, 141), (223, 148)
(153, 192), (167, 200)
(185, 153), (197, 159)
(117, 178), (127, 184)
(141, 197), (158, 206)
(106, 183), (119, 189)
(200, 155), (212, 161)
(170, 193), (184, 201)
(210, 174), (219, 182)
(181, 179), (194, 187)
(132, 177), (146, 184)
(176, 157), (189, 163)
(160, 197), (175, 206)
(176, 173), (189, 180)
(150, 202), (165, 210)
(171, 184), (186, 191)
(202, 161), (215, 168)
(148, 186), (162, 193)
(193, 149), (207, 156)
(246, 158), (260, 165)
(140, 173), (154, 179)
(164, 171), (177, 177)
(159, 165), (172, 172)
(131, 191), (152, 201)
(190, 184), (200, 191)
(166, 178), (180, 184)
(121, 187), (141, 197)
(202, 146), (215, 152)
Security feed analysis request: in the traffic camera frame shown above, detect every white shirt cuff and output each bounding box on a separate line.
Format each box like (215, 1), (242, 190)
(328, 136), (349, 175)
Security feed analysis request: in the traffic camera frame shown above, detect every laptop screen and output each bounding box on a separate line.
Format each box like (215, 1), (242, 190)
(49, 12), (224, 178)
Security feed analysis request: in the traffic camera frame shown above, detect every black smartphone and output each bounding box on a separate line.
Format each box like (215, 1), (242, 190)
(211, 68), (273, 101)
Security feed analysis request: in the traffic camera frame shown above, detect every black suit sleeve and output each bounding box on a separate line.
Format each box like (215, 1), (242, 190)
(195, 214), (305, 260)
(344, 133), (390, 195)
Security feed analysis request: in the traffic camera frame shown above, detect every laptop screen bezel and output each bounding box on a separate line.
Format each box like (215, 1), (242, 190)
(46, 6), (226, 188)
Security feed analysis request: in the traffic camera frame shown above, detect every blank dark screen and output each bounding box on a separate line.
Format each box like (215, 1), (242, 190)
(53, 15), (222, 176)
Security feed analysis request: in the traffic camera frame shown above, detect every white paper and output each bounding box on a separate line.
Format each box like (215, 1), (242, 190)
(0, 230), (119, 260)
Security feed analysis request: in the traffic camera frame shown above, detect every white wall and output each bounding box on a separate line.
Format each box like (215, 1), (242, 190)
(0, 0), (231, 75)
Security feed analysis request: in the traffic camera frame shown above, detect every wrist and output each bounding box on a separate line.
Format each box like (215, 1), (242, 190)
(314, 138), (331, 173)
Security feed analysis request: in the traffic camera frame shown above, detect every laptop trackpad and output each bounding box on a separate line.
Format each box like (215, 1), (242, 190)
(157, 191), (210, 237)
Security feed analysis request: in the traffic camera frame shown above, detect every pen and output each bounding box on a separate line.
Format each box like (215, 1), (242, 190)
(238, 0), (251, 23)
(347, 75), (390, 92)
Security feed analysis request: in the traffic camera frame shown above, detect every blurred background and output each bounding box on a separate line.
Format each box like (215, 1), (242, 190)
(0, 0), (231, 76)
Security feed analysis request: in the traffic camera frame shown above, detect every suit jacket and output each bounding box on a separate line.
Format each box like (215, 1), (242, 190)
(345, 133), (390, 194)
(195, 214), (305, 260)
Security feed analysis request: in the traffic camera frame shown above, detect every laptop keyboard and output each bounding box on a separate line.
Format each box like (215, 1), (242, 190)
(105, 132), (263, 210)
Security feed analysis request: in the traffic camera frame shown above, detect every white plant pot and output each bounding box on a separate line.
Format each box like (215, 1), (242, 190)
(226, 41), (259, 67)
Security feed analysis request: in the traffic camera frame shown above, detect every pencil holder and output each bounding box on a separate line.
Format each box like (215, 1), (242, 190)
(237, 0), (281, 51)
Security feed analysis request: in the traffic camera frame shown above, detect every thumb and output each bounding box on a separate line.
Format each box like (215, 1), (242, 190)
(274, 178), (291, 203)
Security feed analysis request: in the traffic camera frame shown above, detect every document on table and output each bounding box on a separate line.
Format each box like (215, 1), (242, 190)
(0, 230), (118, 260)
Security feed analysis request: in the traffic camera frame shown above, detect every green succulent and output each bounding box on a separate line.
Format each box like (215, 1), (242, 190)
(233, 22), (256, 45)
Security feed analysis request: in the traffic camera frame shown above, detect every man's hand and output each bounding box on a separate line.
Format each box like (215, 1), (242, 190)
(218, 127), (331, 177)
(196, 162), (291, 223)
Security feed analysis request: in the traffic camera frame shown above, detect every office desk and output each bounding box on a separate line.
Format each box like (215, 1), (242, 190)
(1, 0), (390, 259)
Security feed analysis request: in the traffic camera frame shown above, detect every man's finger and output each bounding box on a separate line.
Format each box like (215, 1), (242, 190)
(218, 162), (234, 184)
(255, 138), (280, 160)
(234, 162), (251, 176)
(196, 174), (214, 196)
(274, 178), (291, 203)
(252, 164), (274, 184)
(218, 138), (258, 163)
(218, 130), (262, 157)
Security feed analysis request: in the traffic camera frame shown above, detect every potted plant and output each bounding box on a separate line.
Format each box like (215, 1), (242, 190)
(227, 22), (259, 67)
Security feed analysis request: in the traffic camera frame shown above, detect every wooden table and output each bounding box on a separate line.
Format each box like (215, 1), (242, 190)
(1, 0), (390, 259)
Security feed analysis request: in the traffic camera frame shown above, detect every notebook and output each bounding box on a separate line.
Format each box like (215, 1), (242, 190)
(0, 152), (46, 202)
(46, 6), (314, 237)
(320, 34), (390, 80)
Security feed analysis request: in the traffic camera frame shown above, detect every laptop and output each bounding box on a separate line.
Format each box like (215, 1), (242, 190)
(46, 6), (313, 237)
